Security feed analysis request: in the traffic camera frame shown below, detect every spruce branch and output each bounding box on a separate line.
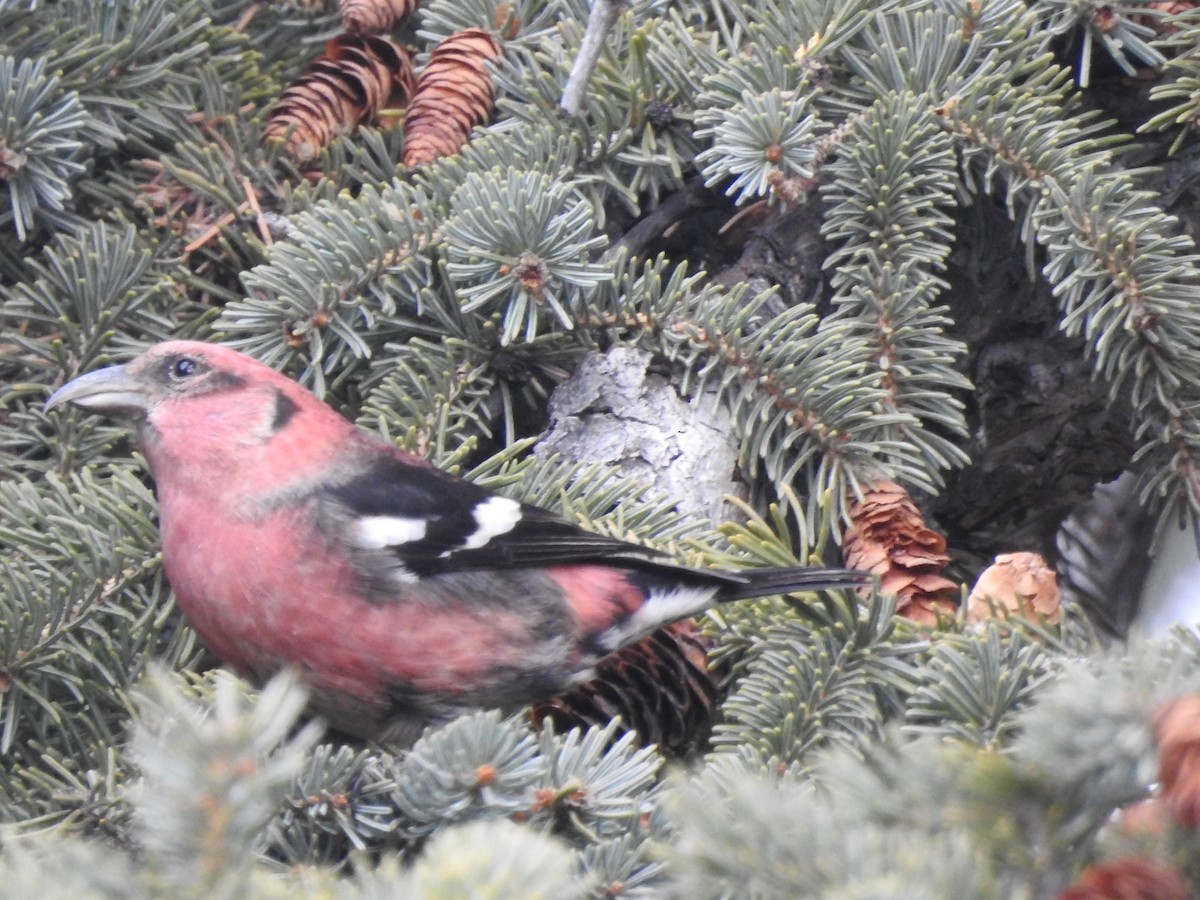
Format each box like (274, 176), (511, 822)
(1143, 11), (1200, 152)
(691, 42), (801, 125)
(416, 0), (562, 49)
(708, 588), (921, 772)
(1035, 0), (1166, 87)
(0, 56), (90, 241)
(205, 0), (339, 75)
(442, 167), (611, 345)
(497, 10), (723, 212)
(716, 0), (898, 63)
(357, 276), (585, 445)
(694, 87), (821, 206)
(308, 124), (409, 196)
(934, 81), (1200, 523)
(0, 469), (178, 762)
(0, 835), (145, 900)
(110, 74), (299, 292)
(587, 256), (933, 524)
(4, 0), (255, 156)
(664, 296), (902, 503)
(2, 223), (177, 376)
(388, 710), (542, 837)
(267, 743), (397, 867)
(224, 181), (436, 393)
(412, 121), (585, 214)
(1, 223), (185, 478)
(397, 818), (579, 899)
(903, 625), (1055, 749)
(820, 89), (971, 479)
(530, 722), (662, 843)
(129, 668), (321, 896)
(666, 754), (989, 899)
(1, 742), (131, 840)
(356, 337), (498, 466)
(576, 831), (667, 898)
(384, 711), (665, 857)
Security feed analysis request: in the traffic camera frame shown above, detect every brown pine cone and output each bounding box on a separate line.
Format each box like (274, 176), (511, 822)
(265, 34), (415, 163)
(1057, 856), (1189, 900)
(1154, 695), (1200, 829)
(966, 551), (1062, 626)
(1136, 2), (1197, 35)
(842, 480), (957, 626)
(530, 620), (719, 757)
(340, 0), (418, 34)
(402, 28), (502, 166)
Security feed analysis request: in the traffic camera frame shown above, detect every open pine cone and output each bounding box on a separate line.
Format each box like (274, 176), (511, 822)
(1057, 856), (1189, 900)
(966, 551), (1062, 625)
(1154, 695), (1200, 829)
(265, 34), (415, 163)
(531, 620), (719, 757)
(842, 480), (957, 625)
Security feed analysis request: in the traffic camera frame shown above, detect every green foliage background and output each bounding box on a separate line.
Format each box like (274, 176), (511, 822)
(4, 0), (1200, 895)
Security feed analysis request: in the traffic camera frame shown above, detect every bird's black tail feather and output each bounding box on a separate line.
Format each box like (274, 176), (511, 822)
(620, 555), (871, 600)
(717, 565), (872, 601)
(594, 562), (872, 655)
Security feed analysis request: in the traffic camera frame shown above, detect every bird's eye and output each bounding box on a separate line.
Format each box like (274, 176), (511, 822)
(170, 357), (201, 379)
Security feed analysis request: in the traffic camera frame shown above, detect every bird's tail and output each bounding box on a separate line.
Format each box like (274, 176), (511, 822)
(717, 565), (872, 601)
(594, 562), (872, 655)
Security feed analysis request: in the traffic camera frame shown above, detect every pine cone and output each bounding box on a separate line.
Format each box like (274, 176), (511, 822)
(1154, 695), (1200, 829)
(530, 620), (719, 757)
(402, 28), (502, 167)
(1057, 856), (1190, 900)
(1136, 2), (1197, 34)
(842, 480), (957, 626)
(265, 34), (415, 163)
(340, 0), (418, 35)
(966, 552), (1062, 626)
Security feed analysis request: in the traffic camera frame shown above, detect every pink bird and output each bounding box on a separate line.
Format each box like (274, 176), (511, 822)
(49, 341), (866, 743)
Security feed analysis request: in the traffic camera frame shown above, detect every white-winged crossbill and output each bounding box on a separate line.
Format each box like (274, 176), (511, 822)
(48, 341), (866, 743)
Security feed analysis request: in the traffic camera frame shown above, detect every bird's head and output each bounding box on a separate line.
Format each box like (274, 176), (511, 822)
(48, 341), (277, 416)
(46, 341), (354, 490)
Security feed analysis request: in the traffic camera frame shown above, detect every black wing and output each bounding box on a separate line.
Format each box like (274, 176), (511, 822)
(325, 454), (669, 577)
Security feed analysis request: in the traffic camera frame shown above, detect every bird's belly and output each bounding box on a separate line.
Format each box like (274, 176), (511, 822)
(158, 501), (579, 734)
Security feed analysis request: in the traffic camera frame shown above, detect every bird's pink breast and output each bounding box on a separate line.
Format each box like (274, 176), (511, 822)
(157, 494), (539, 710)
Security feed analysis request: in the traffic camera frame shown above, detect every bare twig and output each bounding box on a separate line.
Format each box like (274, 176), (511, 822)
(559, 0), (628, 117)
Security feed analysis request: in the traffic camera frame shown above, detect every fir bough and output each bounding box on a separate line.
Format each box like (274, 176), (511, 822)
(694, 87), (821, 205)
(8, 0), (1200, 894)
(442, 167), (610, 344)
(0, 56), (90, 241)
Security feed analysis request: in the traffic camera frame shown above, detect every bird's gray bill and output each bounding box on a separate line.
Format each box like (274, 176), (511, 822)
(46, 364), (150, 416)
